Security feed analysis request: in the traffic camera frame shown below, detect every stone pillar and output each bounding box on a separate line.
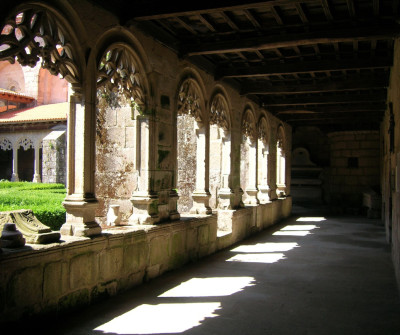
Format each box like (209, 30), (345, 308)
(218, 131), (235, 209)
(32, 141), (41, 183)
(245, 140), (259, 205)
(276, 146), (286, 197)
(61, 91), (101, 237)
(190, 124), (212, 214)
(11, 145), (19, 182)
(130, 114), (161, 225)
(257, 147), (270, 203)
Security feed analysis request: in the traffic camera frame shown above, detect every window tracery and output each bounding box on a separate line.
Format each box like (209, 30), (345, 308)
(0, 9), (79, 84)
(242, 109), (256, 142)
(0, 138), (12, 151)
(18, 138), (34, 150)
(258, 118), (268, 144)
(177, 80), (202, 123)
(210, 94), (229, 131)
(97, 46), (145, 111)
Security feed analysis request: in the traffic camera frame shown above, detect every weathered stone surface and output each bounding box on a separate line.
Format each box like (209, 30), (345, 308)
(0, 210), (60, 244)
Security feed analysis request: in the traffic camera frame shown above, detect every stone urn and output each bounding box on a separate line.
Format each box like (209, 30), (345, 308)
(1, 223), (26, 248)
(107, 205), (121, 226)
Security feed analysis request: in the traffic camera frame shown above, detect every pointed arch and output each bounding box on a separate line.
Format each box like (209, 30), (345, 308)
(276, 124), (287, 197)
(0, 3), (86, 89)
(241, 106), (258, 205)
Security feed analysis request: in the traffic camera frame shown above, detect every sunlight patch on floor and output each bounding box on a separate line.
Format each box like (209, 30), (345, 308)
(296, 217), (326, 222)
(231, 242), (298, 253)
(227, 252), (285, 263)
(94, 302), (221, 334)
(159, 276), (255, 297)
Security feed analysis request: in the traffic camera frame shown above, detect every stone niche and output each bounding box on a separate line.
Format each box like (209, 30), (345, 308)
(290, 147), (323, 204)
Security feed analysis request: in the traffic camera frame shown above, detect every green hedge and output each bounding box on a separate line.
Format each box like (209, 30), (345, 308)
(0, 181), (66, 231)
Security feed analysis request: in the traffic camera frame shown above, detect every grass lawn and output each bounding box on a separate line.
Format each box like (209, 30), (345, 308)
(0, 181), (66, 231)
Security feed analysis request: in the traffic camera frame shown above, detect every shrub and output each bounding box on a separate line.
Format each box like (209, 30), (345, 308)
(0, 181), (66, 231)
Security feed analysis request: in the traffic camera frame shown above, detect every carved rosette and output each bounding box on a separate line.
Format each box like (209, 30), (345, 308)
(242, 110), (256, 142)
(0, 138), (12, 150)
(177, 80), (202, 123)
(18, 138), (34, 150)
(210, 94), (229, 131)
(0, 9), (80, 84)
(97, 46), (145, 111)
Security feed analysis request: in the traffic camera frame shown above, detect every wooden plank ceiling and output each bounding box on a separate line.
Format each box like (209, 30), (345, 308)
(97, 1), (400, 130)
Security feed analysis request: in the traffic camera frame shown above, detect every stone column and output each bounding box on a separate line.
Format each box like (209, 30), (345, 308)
(11, 145), (19, 182)
(32, 141), (41, 183)
(276, 146), (286, 197)
(218, 130), (235, 209)
(61, 91), (101, 237)
(257, 147), (270, 203)
(245, 140), (259, 205)
(190, 124), (212, 214)
(130, 114), (161, 225)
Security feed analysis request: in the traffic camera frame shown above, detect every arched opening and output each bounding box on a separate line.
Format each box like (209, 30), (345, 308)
(209, 93), (232, 210)
(176, 78), (208, 214)
(257, 117), (270, 203)
(17, 138), (35, 182)
(95, 45), (145, 225)
(0, 138), (13, 180)
(276, 125), (287, 198)
(240, 109), (258, 205)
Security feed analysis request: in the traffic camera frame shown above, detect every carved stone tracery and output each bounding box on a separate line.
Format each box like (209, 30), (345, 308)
(0, 138), (12, 151)
(277, 126), (285, 150)
(97, 46), (145, 111)
(210, 94), (229, 131)
(0, 9), (80, 84)
(242, 109), (256, 142)
(177, 80), (202, 123)
(18, 138), (34, 150)
(258, 119), (268, 143)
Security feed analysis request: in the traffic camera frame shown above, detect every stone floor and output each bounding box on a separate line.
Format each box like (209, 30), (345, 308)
(14, 206), (400, 334)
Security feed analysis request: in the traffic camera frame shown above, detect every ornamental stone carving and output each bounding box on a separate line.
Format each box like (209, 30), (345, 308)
(210, 94), (229, 131)
(242, 109), (256, 142)
(258, 119), (268, 143)
(0, 138), (12, 150)
(18, 138), (34, 150)
(97, 46), (145, 111)
(0, 9), (80, 84)
(177, 80), (202, 123)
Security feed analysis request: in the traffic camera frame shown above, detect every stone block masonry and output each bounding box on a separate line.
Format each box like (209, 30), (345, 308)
(0, 198), (291, 322)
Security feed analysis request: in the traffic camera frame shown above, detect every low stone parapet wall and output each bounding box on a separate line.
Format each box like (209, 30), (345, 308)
(0, 198), (291, 322)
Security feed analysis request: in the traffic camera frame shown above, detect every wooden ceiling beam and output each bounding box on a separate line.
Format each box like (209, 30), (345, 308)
(321, 0), (334, 21)
(296, 3), (309, 23)
(133, 0), (319, 21)
(262, 92), (386, 106)
(198, 14), (216, 32)
(270, 6), (284, 25)
(184, 27), (398, 56)
(243, 9), (261, 29)
(270, 103), (386, 114)
(241, 78), (389, 94)
(218, 58), (392, 78)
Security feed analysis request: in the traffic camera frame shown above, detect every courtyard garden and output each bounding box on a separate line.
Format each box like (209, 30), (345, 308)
(0, 181), (66, 230)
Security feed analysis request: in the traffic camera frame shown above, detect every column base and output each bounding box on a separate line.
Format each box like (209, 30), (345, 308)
(169, 190), (180, 220)
(218, 188), (235, 210)
(129, 192), (160, 225)
(257, 185), (271, 204)
(244, 188), (259, 205)
(32, 174), (41, 183)
(190, 190), (212, 214)
(11, 173), (19, 182)
(61, 196), (101, 237)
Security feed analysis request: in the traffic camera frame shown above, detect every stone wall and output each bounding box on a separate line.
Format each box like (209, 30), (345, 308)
(42, 130), (67, 185)
(95, 91), (139, 224)
(383, 38), (400, 292)
(0, 198), (291, 322)
(327, 131), (380, 211)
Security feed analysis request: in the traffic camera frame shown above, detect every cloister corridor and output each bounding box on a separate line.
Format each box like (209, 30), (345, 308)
(11, 205), (400, 335)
